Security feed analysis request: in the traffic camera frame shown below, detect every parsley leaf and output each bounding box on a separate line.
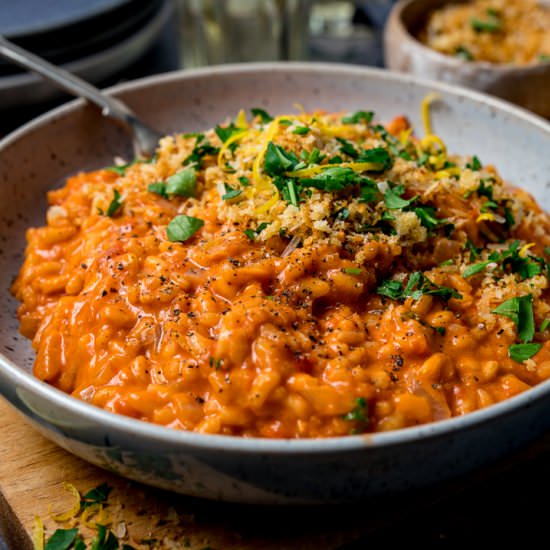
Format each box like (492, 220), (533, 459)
(106, 161), (135, 176)
(81, 483), (112, 509)
(106, 189), (123, 217)
(243, 222), (269, 241)
(166, 215), (204, 242)
(466, 155), (483, 171)
(336, 137), (359, 159)
(492, 294), (535, 343)
(147, 181), (168, 198)
(221, 183), (242, 200)
(342, 111), (374, 125)
(45, 528), (79, 550)
(509, 343), (542, 363)
(215, 123), (242, 144)
(384, 184), (417, 209)
(165, 167), (197, 197)
(264, 142), (299, 176)
(463, 261), (491, 278)
(358, 147), (393, 171)
(455, 45), (474, 61)
(91, 524), (118, 550)
(183, 135), (219, 167)
(541, 319), (550, 332)
(292, 126), (310, 135)
(251, 108), (274, 123)
(471, 15), (501, 33)
(343, 397), (369, 430)
(377, 272), (462, 302)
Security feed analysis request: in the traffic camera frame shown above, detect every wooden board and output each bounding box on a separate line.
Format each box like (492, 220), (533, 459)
(3, 394), (550, 549)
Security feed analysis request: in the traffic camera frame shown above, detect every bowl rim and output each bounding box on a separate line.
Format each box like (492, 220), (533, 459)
(2, 61), (550, 455)
(388, 0), (550, 74)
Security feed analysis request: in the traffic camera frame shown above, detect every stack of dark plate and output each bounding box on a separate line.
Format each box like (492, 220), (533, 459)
(0, 0), (175, 110)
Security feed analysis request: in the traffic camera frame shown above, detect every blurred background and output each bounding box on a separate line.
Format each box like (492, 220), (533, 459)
(0, 0), (398, 133)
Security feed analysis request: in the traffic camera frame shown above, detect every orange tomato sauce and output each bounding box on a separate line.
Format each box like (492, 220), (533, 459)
(12, 109), (550, 437)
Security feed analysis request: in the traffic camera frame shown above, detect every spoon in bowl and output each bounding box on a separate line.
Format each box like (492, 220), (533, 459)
(0, 35), (162, 158)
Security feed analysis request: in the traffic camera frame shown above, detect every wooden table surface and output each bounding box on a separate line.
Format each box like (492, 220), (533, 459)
(2, 395), (550, 549)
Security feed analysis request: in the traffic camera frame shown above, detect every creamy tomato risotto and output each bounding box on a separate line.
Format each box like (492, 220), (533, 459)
(420, 0), (550, 65)
(12, 102), (550, 437)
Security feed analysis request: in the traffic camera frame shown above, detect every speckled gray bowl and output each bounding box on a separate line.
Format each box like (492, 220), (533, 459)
(384, 0), (550, 118)
(1, 63), (550, 504)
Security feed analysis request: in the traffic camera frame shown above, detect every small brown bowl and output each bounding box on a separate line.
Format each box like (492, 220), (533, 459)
(384, 0), (550, 118)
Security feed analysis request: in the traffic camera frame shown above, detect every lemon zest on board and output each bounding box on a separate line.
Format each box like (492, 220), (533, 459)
(32, 516), (44, 550)
(49, 482), (81, 523)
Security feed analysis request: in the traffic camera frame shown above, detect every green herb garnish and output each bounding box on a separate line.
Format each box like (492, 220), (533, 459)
(378, 272), (462, 302)
(81, 483), (112, 509)
(292, 126), (310, 135)
(383, 184), (417, 209)
(45, 529), (79, 550)
(343, 267), (362, 275)
(343, 397), (369, 430)
(342, 111), (374, 125)
(105, 189), (123, 217)
(509, 343), (542, 363)
(466, 155), (483, 171)
(91, 524), (118, 550)
(492, 294), (535, 343)
(221, 183), (242, 200)
(166, 167), (197, 197)
(455, 46), (474, 61)
(166, 215), (204, 242)
(243, 222), (269, 241)
(251, 107), (274, 123)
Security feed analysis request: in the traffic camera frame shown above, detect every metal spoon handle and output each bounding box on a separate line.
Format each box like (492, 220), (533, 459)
(0, 35), (161, 157)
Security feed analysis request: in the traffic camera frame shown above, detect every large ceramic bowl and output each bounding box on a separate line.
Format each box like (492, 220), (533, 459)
(1, 63), (550, 504)
(384, 0), (550, 118)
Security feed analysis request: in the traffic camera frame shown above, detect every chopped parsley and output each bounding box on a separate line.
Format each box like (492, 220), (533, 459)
(292, 126), (310, 135)
(105, 189), (123, 217)
(166, 167), (197, 197)
(378, 272), (462, 302)
(264, 142), (299, 176)
(414, 206), (448, 231)
(91, 524), (119, 550)
(455, 45), (474, 61)
(81, 483), (112, 509)
(215, 122), (242, 145)
(509, 343), (542, 363)
(147, 181), (168, 198)
(251, 107), (274, 123)
(106, 161), (134, 176)
(383, 184), (416, 209)
(44, 528), (79, 550)
(471, 10), (502, 33)
(183, 135), (219, 167)
(466, 155), (483, 171)
(343, 267), (362, 275)
(166, 215), (204, 242)
(492, 294), (535, 343)
(221, 183), (242, 200)
(462, 241), (545, 281)
(342, 111), (374, 125)
(541, 319), (550, 332)
(243, 222), (269, 241)
(343, 397), (369, 431)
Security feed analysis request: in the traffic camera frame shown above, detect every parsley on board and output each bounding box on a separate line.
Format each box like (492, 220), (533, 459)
(44, 529), (79, 550)
(166, 215), (204, 242)
(91, 524), (119, 550)
(81, 483), (112, 509)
